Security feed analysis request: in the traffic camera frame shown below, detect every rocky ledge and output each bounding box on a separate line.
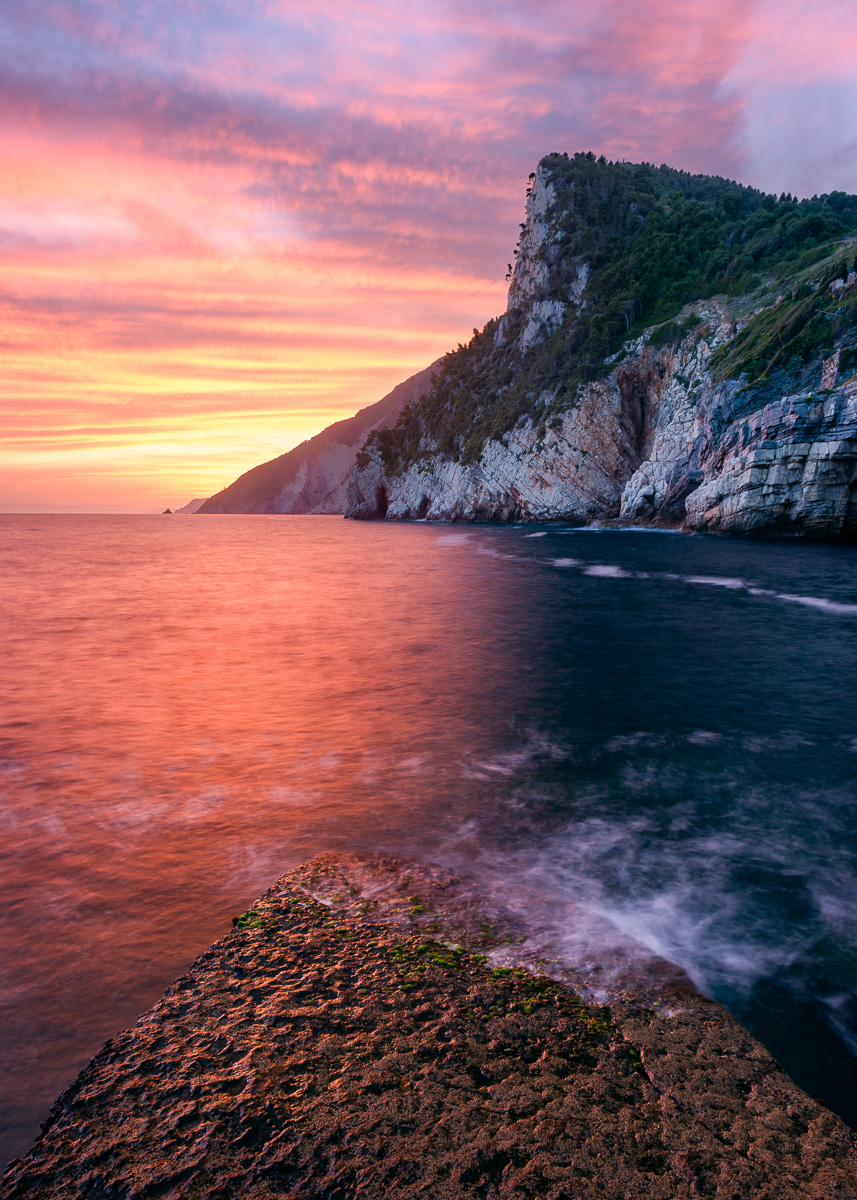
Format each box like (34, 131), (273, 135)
(346, 156), (857, 536)
(346, 300), (857, 535)
(4, 853), (857, 1199)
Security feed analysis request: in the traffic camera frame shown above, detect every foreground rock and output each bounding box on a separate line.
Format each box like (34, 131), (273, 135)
(4, 853), (857, 1199)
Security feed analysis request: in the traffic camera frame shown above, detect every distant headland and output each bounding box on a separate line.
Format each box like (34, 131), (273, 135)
(201, 155), (857, 537)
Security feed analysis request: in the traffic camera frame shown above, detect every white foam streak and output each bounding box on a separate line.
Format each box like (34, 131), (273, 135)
(687, 730), (721, 745)
(777, 593), (857, 616)
(685, 575), (745, 588)
(538, 551), (857, 619)
(569, 526), (682, 534)
(476, 546), (520, 560)
(584, 564), (630, 578)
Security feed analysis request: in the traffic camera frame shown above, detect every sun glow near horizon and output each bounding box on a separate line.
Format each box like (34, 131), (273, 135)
(1, 230), (501, 508)
(2, 0), (857, 509)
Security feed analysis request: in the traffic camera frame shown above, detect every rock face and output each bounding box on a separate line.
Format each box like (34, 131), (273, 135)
(682, 387), (857, 533)
(346, 160), (857, 535)
(346, 378), (640, 522)
(198, 363), (440, 515)
(4, 852), (857, 1200)
(619, 322), (857, 535)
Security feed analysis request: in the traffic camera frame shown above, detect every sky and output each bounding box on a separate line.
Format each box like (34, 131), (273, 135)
(2, 0), (857, 510)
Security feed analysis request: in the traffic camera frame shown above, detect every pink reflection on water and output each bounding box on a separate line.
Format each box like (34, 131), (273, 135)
(0, 514), (524, 1163)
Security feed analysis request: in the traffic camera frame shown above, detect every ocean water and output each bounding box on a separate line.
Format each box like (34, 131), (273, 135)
(2, 513), (857, 1163)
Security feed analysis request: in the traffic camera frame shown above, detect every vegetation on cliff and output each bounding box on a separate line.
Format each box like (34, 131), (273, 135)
(709, 261), (857, 401)
(362, 153), (857, 474)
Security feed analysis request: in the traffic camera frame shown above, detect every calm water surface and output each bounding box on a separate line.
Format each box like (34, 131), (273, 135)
(2, 513), (857, 1162)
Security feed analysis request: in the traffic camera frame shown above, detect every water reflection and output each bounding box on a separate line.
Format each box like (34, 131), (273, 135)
(1, 515), (537, 1161)
(2, 514), (857, 1162)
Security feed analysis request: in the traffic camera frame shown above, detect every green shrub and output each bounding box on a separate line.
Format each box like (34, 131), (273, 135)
(363, 154), (857, 471)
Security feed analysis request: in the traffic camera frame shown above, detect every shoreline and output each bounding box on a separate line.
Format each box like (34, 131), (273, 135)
(4, 852), (857, 1199)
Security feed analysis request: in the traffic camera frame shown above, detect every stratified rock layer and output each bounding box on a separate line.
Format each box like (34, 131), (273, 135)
(346, 160), (857, 535)
(4, 853), (857, 1199)
(348, 305), (857, 534)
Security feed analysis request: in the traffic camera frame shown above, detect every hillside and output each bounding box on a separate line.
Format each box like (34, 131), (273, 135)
(347, 154), (857, 535)
(198, 363), (440, 514)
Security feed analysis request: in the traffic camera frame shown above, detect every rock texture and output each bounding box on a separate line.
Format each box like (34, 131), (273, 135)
(346, 164), (857, 536)
(199, 364), (439, 515)
(682, 386), (857, 533)
(618, 319), (857, 535)
(4, 853), (857, 1200)
(346, 378), (640, 522)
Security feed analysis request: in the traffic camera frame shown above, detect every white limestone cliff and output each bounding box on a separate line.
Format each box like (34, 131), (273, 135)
(346, 168), (857, 536)
(347, 300), (857, 535)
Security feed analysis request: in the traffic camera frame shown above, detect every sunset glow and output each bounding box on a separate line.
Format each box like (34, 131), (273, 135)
(3, 0), (857, 509)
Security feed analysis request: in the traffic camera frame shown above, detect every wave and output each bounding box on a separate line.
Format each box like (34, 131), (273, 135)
(542, 546), (857, 616)
(777, 593), (857, 616)
(583, 564), (631, 578)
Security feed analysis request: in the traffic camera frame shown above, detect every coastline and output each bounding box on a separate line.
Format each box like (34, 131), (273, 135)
(4, 853), (856, 1199)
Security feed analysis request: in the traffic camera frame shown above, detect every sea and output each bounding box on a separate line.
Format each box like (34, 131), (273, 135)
(2, 513), (857, 1165)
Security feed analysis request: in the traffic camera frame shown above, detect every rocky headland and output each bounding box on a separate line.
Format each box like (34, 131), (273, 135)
(346, 156), (857, 535)
(197, 364), (440, 516)
(4, 852), (857, 1199)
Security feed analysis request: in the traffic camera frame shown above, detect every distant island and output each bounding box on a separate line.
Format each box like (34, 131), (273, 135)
(202, 154), (857, 536)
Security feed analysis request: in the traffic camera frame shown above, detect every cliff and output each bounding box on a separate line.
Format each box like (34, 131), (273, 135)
(4, 853), (857, 1199)
(198, 363), (440, 515)
(346, 155), (857, 535)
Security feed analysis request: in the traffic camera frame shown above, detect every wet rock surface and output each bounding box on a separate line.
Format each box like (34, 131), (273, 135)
(4, 853), (857, 1199)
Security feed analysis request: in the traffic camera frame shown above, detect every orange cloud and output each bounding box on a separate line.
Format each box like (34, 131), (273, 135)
(1, 0), (856, 508)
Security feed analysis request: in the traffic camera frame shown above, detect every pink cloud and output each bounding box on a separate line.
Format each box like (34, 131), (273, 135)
(1, 0), (857, 506)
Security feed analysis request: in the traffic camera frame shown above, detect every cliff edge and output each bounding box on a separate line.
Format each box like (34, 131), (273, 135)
(199, 363), (440, 515)
(347, 154), (857, 535)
